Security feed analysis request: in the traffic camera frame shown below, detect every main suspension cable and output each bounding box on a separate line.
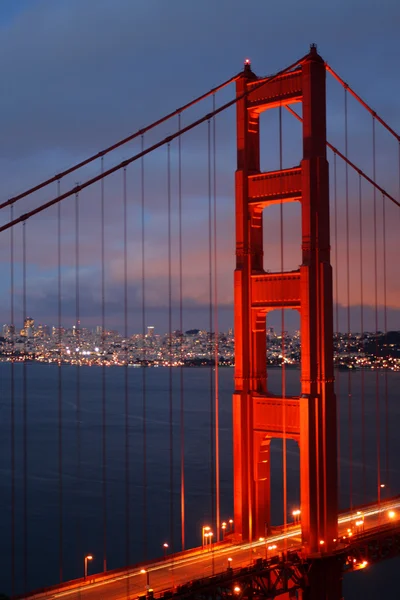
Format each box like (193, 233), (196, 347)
(325, 64), (400, 142)
(0, 54), (312, 235)
(284, 105), (400, 210)
(0, 74), (242, 213)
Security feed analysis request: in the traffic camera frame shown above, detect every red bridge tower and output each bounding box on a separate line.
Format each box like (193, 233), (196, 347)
(233, 45), (340, 597)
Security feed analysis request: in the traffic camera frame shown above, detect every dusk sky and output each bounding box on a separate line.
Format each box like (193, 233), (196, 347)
(0, 0), (398, 333)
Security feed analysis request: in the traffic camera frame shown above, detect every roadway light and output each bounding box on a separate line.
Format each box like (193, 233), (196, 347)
(163, 542), (169, 559)
(292, 509), (301, 524)
(84, 555), (93, 579)
(140, 568), (150, 590)
(228, 557), (233, 569)
(388, 510), (396, 519)
(202, 525), (211, 548)
(319, 540), (325, 546)
(234, 585), (241, 594)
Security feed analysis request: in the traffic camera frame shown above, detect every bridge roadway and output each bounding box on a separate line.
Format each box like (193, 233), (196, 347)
(26, 497), (400, 600)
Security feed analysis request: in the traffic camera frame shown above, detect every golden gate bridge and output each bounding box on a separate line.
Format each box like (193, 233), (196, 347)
(0, 45), (399, 599)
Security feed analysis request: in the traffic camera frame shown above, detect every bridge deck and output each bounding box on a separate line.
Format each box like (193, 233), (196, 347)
(21, 496), (400, 600)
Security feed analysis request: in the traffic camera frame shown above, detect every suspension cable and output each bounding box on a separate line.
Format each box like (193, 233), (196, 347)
(279, 104), (288, 537)
(372, 117), (381, 513)
(10, 203), (15, 597)
(382, 193), (389, 491)
(75, 187), (82, 572)
(325, 64), (400, 142)
(178, 113), (185, 551)
(167, 142), (174, 551)
(100, 158), (107, 573)
(22, 221), (28, 595)
(333, 152), (341, 495)
(344, 87), (353, 511)
(141, 135), (148, 559)
(207, 119), (215, 542)
(212, 94), (220, 544)
(358, 174), (366, 503)
(123, 166), (130, 597)
(57, 180), (63, 583)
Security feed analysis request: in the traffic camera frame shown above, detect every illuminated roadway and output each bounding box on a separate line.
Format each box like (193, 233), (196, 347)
(26, 498), (400, 600)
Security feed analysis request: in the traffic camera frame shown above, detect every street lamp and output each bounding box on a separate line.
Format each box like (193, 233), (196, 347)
(227, 557), (233, 569)
(292, 509), (301, 524)
(229, 519), (234, 532)
(84, 555), (93, 579)
(204, 531), (213, 549)
(222, 521), (227, 536)
(163, 542), (169, 559)
(140, 568), (150, 590)
(267, 544), (277, 559)
(202, 525), (211, 548)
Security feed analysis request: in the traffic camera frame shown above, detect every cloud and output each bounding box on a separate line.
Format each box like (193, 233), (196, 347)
(0, 0), (398, 334)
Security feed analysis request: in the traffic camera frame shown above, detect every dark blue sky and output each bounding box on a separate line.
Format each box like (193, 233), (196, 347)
(0, 0), (398, 333)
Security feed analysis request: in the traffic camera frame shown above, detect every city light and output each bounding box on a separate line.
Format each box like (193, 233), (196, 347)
(2, 322), (397, 370)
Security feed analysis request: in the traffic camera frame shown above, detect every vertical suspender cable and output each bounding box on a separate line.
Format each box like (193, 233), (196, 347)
(382, 193), (389, 489)
(358, 175), (366, 503)
(123, 166), (130, 597)
(167, 142), (174, 550)
(57, 181), (63, 583)
(178, 114), (185, 551)
(75, 189), (81, 568)
(10, 205), (15, 597)
(212, 94), (220, 542)
(22, 221), (28, 594)
(207, 120), (215, 537)
(279, 105), (287, 533)
(344, 88), (353, 510)
(333, 153), (341, 493)
(372, 117), (381, 510)
(141, 135), (147, 559)
(100, 157), (107, 572)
